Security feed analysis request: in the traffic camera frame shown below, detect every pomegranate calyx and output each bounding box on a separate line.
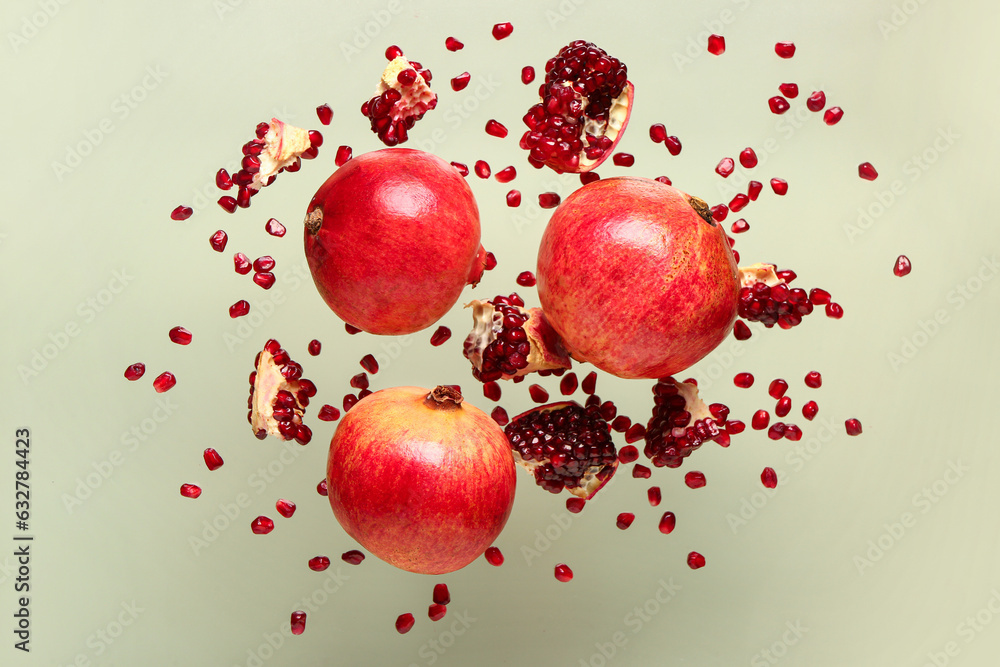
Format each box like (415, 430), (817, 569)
(688, 196), (715, 226)
(304, 208), (323, 235)
(428, 385), (464, 408)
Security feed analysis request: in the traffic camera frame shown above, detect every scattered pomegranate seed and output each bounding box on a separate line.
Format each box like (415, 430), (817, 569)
(733, 320), (752, 340)
(616, 513), (636, 530)
(658, 512), (676, 534)
(707, 34), (726, 55)
(495, 166), (517, 183)
(804, 371), (822, 388)
(334, 145), (353, 167)
(317, 405), (341, 422)
(751, 410), (770, 430)
(684, 471), (707, 489)
(260, 220), (285, 240)
(515, 271), (536, 287)
(893, 255), (912, 277)
(733, 372), (754, 388)
(611, 415), (631, 432)
(348, 373), (368, 391)
(826, 302), (844, 319)
(582, 172), (601, 185)
(492, 22), (513, 40)
(275, 499), (295, 518)
(624, 423), (646, 443)
(207, 230), (228, 253)
(581, 372), (598, 395)
(253, 256), (275, 273)
(253, 272), (276, 289)
(729, 220), (749, 236)
(342, 550), (365, 565)
(229, 300), (250, 318)
(767, 422), (786, 440)
(774, 42), (796, 58)
(747, 180), (763, 200)
(768, 96), (790, 114)
(566, 497), (586, 513)
(428, 604), (447, 622)
(858, 162), (878, 181)
(307, 129), (323, 148)
(729, 194), (749, 212)
(290, 611), (307, 635)
(845, 418), (863, 436)
(484, 546), (504, 566)
(778, 82), (799, 98)
(613, 152), (635, 167)
(202, 448), (224, 471)
(250, 516), (274, 535)
(233, 252), (251, 274)
(770, 178), (788, 195)
(715, 158), (735, 177)
(356, 355), (377, 375)
(554, 564), (573, 582)
(559, 372), (578, 395)
(316, 104), (333, 125)
(450, 162), (469, 177)
(474, 160), (491, 178)
(346, 323), (363, 335)
(521, 65), (535, 84)
(618, 445), (639, 464)
(180, 483), (201, 499)
(384, 45), (402, 60)
(824, 107), (844, 125)
(485, 120), (508, 139)
(216, 169), (232, 190)
(710, 204), (729, 222)
(450, 72), (471, 91)
(768, 378), (789, 399)
(804, 91), (825, 112)
(430, 326), (451, 347)
(395, 613), (415, 634)
(153, 372), (176, 393)
(646, 487), (661, 507)
(665, 136), (682, 155)
(506, 189), (522, 207)
(124, 363), (145, 381)
(217, 196), (237, 214)
(727, 419), (746, 434)
(645, 124), (666, 144)
(784, 424), (802, 441)
(632, 464), (651, 479)
(687, 552), (707, 569)
(444, 36), (464, 51)
(316, 479), (328, 496)
(809, 288), (831, 305)
(170, 205), (193, 221)
(308, 556), (331, 571)
(528, 384), (549, 403)
(775, 396), (792, 418)
(489, 406), (509, 427)
(483, 381), (502, 402)
(802, 401), (819, 421)
(484, 254), (497, 270)
(738, 147), (758, 169)
(538, 192), (561, 208)
(430, 584), (451, 607)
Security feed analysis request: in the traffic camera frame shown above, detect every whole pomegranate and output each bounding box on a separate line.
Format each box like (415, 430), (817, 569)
(536, 177), (739, 379)
(304, 149), (487, 335)
(326, 386), (516, 575)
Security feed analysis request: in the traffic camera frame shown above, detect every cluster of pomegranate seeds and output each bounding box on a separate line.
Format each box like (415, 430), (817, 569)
(229, 300), (250, 318)
(251, 516), (274, 535)
(687, 552), (706, 569)
(247, 339), (316, 444)
(209, 230), (228, 252)
(894, 255), (912, 277)
(203, 448), (224, 471)
(484, 546), (504, 566)
(554, 564), (573, 582)
(275, 499), (296, 518)
(643, 377), (727, 468)
(492, 22), (513, 40)
(465, 294), (531, 381)
(180, 483), (201, 499)
(858, 162), (879, 180)
(395, 613), (415, 634)
(168, 327), (192, 345)
(316, 104), (333, 125)
(153, 372), (176, 393)
(342, 550), (365, 565)
(658, 511), (676, 534)
(736, 264), (836, 330)
(430, 326), (451, 346)
(124, 363), (145, 381)
(290, 611), (307, 635)
(217, 119), (315, 213)
(362, 52), (437, 146)
(707, 34), (726, 55)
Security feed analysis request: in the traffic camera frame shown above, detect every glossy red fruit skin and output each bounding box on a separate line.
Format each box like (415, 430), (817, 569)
(326, 386), (516, 575)
(305, 149), (485, 335)
(536, 177), (739, 379)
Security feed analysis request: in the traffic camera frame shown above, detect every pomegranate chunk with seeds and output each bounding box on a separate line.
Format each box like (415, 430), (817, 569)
(225, 119), (314, 210)
(643, 377), (727, 468)
(362, 54), (437, 146)
(737, 263), (825, 330)
(248, 339), (316, 443)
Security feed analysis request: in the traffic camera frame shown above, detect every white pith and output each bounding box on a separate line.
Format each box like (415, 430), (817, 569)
(578, 84), (631, 170)
(378, 56), (437, 120)
(738, 262), (781, 287)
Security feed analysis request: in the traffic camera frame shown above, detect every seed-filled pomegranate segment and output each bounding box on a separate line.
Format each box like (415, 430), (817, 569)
(361, 54), (437, 146)
(504, 400), (618, 499)
(520, 40), (633, 173)
(220, 119), (315, 212)
(737, 263), (831, 330)
(248, 339), (316, 443)
(644, 377), (728, 468)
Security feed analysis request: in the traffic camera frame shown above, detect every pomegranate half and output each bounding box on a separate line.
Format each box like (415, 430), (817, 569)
(536, 177), (739, 379)
(304, 149), (487, 335)
(326, 386), (516, 575)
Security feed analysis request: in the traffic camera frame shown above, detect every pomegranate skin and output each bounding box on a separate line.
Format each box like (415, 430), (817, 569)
(304, 149), (484, 335)
(536, 177), (739, 379)
(326, 386), (516, 575)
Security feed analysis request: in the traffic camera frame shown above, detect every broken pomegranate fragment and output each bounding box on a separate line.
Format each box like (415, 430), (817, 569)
(361, 54), (437, 146)
(247, 339), (315, 443)
(644, 378), (727, 468)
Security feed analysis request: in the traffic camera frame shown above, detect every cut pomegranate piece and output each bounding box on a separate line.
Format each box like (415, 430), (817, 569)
(247, 339), (315, 443)
(643, 377), (727, 468)
(520, 40), (633, 173)
(505, 400), (617, 498)
(361, 54), (437, 146)
(737, 263), (827, 330)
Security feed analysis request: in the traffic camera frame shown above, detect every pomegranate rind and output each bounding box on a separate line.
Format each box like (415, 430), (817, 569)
(463, 300), (572, 380)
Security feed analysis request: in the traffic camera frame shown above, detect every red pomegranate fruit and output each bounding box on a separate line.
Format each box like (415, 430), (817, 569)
(520, 40), (633, 173)
(536, 177), (740, 379)
(361, 51), (437, 146)
(326, 386), (516, 575)
(304, 149), (488, 335)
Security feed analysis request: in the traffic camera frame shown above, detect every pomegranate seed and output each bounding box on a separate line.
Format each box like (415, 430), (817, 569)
(747, 180), (763, 200)
(802, 401), (819, 421)
(428, 604), (447, 622)
(768, 378), (789, 399)
(180, 484), (201, 499)
(554, 564), (573, 582)
(429, 584), (451, 607)
(826, 302), (844, 319)
(770, 178), (788, 195)
(307, 129), (323, 148)
(203, 448), (224, 471)
(582, 172), (602, 185)
(395, 613), (415, 634)
(124, 363), (145, 381)
(153, 372), (176, 393)
(229, 300), (250, 318)
(767, 422), (786, 440)
(528, 384), (549, 403)
(261, 219), (285, 240)
(275, 499), (295, 518)
(559, 372), (578, 395)
(730, 219), (750, 235)
(233, 252), (251, 274)
(858, 162), (878, 181)
(485, 120), (508, 139)
(845, 419), (863, 436)
(611, 415), (631, 432)
(357, 354), (378, 375)
(618, 445), (639, 464)
(332, 145), (352, 167)
(768, 96), (790, 114)
(894, 255), (912, 277)
(384, 45), (402, 60)
(625, 423), (646, 443)
(809, 288), (832, 305)
(566, 497), (586, 513)
(658, 512), (676, 534)
(474, 160), (491, 178)
(684, 471), (707, 489)
(343, 394), (358, 412)
(506, 189), (522, 207)
(490, 406), (509, 426)
(396, 68), (417, 86)
(450, 72), (471, 91)
(217, 196), (237, 213)
(824, 107), (844, 125)
(253, 256), (275, 273)
(307, 556), (331, 573)
(253, 272), (276, 289)
(316, 104), (333, 125)
(778, 82), (799, 98)
(751, 410), (770, 430)
(804, 90), (826, 112)
(317, 405), (341, 422)
(665, 136), (682, 155)
(648, 487), (662, 506)
(687, 552), (706, 569)
(616, 513), (635, 530)
(170, 205), (193, 221)
(804, 371), (822, 388)
(495, 166), (517, 183)
(450, 162), (469, 177)
(521, 66), (535, 84)
(739, 148), (758, 168)
(715, 157), (735, 177)
(251, 516), (274, 535)
(729, 194), (749, 213)
(207, 230), (229, 253)
(316, 479), (328, 496)
(483, 381), (502, 402)
(485, 252), (498, 270)
(445, 36), (464, 51)
(342, 550), (365, 565)
(538, 192), (561, 209)
(775, 396), (792, 417)
(216, 169), (232, 190)
(484, 546), (505, 566)
(774, 42), (796, 58)
(707, 34), (725, 55)
(710, 204), (728, 222)
(290, 611), (307, 635)
(349, 373), (369, 390)
(430, 326), (452, 346)
(632, 464), (651, 479)
(492, 22), (513, 40)
(304, 339), (321, 357)
(784, 424), (802, 441)
(726, 419), (746, 434)
(733, 320), (752, 340)
(733, 372), (754, 388)
(581, 371), (598, 395)
(613, 152), (635, 167)
(510, 271), (535, 288)
(649, 123), (667, 143)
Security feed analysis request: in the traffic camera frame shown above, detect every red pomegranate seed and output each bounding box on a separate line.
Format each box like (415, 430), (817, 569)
(584, 173), (603, 185)
(768, 96), (790, 114)
(715, 157), (735, 177)
(893, 255), (912, 277)
(521, 65), (535, 84)
(431, 583), (451, 606)
(253, 256), (275, 272)
(767, 422), (786, 440)
(445, 36), (464, 51)
(802, 401), (819, 421)
(665, 136), (682, 155)
(775, 396), (792, 417)
(784, 424), (802, 441)
(474, 160), (491, 178)
(538, 192), (561, 208)
(384, 45), (402, 60)
(559, 372), (578, 395)
(554, 564), (573, 582)
(304, 339), (321, 357)
(350, 373), (370, 390)
(492, 22), (513, 40)
(824, 107), (844, 125)
(450, 161), (469, 177)
(611, 415), (631, 432)
(430, 326), (452, 346)
(484, 546), (504, 566)
(566, 497), (586, 513)
(648, 123), (667, 143)
(171, 205), (193, 221)
(581, 371), (598, 395)
(306, 555), (332, 573)
(506, 189), (522, 207)
(217, 196), (237, 213)
(483, 381), (502, 402)
(263, 218), (286, 238)
(729, 194), (749, 213)
(208, 230), (228, 253)
(687, 552), (706, 569)
(648, 487), (662, 506)
(776, 269), (797, 283)
(180, 484), (201, 499)
(334, 145), (353, 167)
(710, 204), (729, 223)
(317, 405), (341, 422)
(229, 300), (250, 318)
(858, 162), (878, 181)
(153, 372), (176, 393)
(707, 33), (726, 55)
(624, 423), (646, 443)
(316, 479), (328, 496)
(733, 320), (752, 340)
(316, 103), (333, 125)
(485, 120), (508, 139)
(251, 516), (274, 535)
(528, 384), (549, 403)
(747, 180), (763, 201)
(726, 419), (746, 434)
(616, 513), (635, 530)
(613, 152), (635, 167)
(805, 90), (826, 112)
(342, 550), (365, 565)
(658, 511), (676, 534)
(826, 302), (844, 319)
(359, 354), (379, 374)
(768, 378), (788, 399)
(845, 419), (863, 436)
(778, 82), (799, 98)
(733, 372), (754, 388)
(751, 410), (770, 430)
(739, 147), (758, 169)
(203, 448), (224, 471)
(618, 445), (639, 464)
(490, 406), (509, 426)
(307, 130), (323, 148)
(495, 166), (517, 183)
(632, 464), (651, 479)
(290, 611), (306, 635)
(124, 363), (145, 381)
(451, 72), (471, 91)
(216, 169), (232, 190)
(343, 394), (358, 412)
(804, 371), (822, 388)
(428, 604), (447, 622)
(395, 613), (415, 634)
(233, 252), (251, 274)
(253, 272), (276, 289)
(809, 288), (831, 305)
(728, 220), (749, 237)
(275, 499), (296, 518)
(770, 178), (788, 195)
(774, 42), (796, 58)
(684, 471), (707, 489)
